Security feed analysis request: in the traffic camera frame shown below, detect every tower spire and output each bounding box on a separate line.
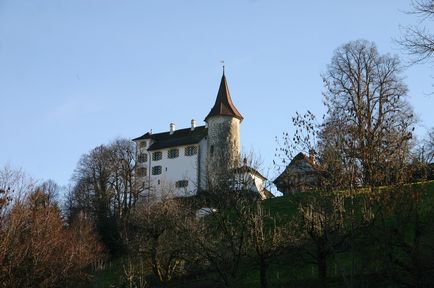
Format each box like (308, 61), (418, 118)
(205, 70), (243, 122)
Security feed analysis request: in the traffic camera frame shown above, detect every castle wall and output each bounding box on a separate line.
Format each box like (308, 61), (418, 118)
(206, 116), (241, 188)
(135, 142), (202, 199)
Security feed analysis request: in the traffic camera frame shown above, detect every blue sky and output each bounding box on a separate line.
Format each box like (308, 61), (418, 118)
(0, 0), (433, 187)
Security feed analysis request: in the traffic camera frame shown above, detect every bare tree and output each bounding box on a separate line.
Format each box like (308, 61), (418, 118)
(38, 179), (60, 205)
(66, 138), (143, 254)
(275, 110), (319, 170)
(292, 189), (351, 288)
(0, 165), (35, 200)
(362, 182), (434, 287)
(69, 144), (120, 253)
(276, 109), (374, 287)
(189, 189), (251, 288)
(399, 0), (434, 64)
(247, 201), (286, 288)
(0, 169), (104, 287)
(409, 128), (434, 181)
(321, 40), (414, 186)
(425, 127), (434, 163)
(128, 196), (188, 285)
(108, 138), (142, 221)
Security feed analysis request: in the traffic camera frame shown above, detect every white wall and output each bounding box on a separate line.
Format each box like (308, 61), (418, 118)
(233, 171), (268, 199)
(147, 144), (201, 197)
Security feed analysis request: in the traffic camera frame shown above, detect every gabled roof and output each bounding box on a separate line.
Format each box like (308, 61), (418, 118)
(132, 126), (207, 151)
(232, 165), (267, 180)
(273, 152), (321, 185)
(205, 73), (243, 122)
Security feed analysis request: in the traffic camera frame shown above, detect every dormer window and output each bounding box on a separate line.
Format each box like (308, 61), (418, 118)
(152, 151), (162, 161)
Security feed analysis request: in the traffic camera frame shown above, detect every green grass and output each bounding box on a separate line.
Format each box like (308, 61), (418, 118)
(91, 180), (434, 288)
(91, 258), (125, 288)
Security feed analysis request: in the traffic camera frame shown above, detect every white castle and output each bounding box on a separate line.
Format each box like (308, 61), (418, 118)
(133, 72), (271, 199)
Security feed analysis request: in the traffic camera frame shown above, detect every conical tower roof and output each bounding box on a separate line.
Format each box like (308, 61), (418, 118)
(205, 73), (243, 122)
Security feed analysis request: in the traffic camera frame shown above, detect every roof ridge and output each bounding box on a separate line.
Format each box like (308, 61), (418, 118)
(132, 125), (207, 141)
(150, 125), (206, 136)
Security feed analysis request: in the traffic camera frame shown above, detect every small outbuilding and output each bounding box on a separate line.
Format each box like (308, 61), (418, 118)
(232, 163), (273, 200)
(273, 151), (324, 195)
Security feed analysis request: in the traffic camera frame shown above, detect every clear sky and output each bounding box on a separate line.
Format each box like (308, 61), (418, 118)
(0, 0), (433, 187)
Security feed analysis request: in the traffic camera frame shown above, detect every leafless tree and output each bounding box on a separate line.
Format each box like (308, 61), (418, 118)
(127, 196), (188, 286)
(0, 168), (104, 287)
(247, 201), (287, 288)
(38, 179), (60, 204)
(108, 139), (142, 221)
(321, 40), (415, 187)
(292, 189), (353, 288)
(275, 111), (319, 171)
(0, 165), (35, 201)
(188, 187), (252, 288)
(363, 182), (434, 287)
(399, 0), (434, 64)
(409, 128), (434, 181)
(275, 109), (374, 287)
(66, 138), (144, 253)
(425, 127), (434, 163)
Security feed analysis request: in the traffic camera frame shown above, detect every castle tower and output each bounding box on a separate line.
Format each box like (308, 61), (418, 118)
(205, 71), (243, 189)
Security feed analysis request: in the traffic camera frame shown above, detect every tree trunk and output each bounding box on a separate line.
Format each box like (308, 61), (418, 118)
(259, 256), (268, 288)
(150, 237), (163, 283)
(412, 211), (422, 288)
(317, 240), (328, 288)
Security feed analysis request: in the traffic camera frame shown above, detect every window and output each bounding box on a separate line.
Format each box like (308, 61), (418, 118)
(139, 141), (147, 149)
(152, 166), (162, 175)
(175, 180), (188, 188)
(167, 148), (179, 159)
(185, 145), (198, 156)
(152, 151), (162, 161)
(136, 167), (147, 177)
(138, 153), (147, 163)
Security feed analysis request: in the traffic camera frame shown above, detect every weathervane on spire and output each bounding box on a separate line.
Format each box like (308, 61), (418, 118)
(221, 60), (225, 75)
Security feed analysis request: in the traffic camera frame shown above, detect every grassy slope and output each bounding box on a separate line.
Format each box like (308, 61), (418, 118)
(92, 181), (434, 288)
(232, 180), (434, 288)
(91, 258), (125, 288)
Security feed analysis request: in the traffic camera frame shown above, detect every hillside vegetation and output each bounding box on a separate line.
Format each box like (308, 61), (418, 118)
(91, 181), (434, 288)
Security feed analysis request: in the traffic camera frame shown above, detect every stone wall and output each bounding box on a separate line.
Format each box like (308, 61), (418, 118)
(206, 116), (241, 189)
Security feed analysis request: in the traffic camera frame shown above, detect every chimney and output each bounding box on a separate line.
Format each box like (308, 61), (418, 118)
(169, 123), (176, 135)
(309, 149), (316, 164)
(191, 119), (196, 131)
